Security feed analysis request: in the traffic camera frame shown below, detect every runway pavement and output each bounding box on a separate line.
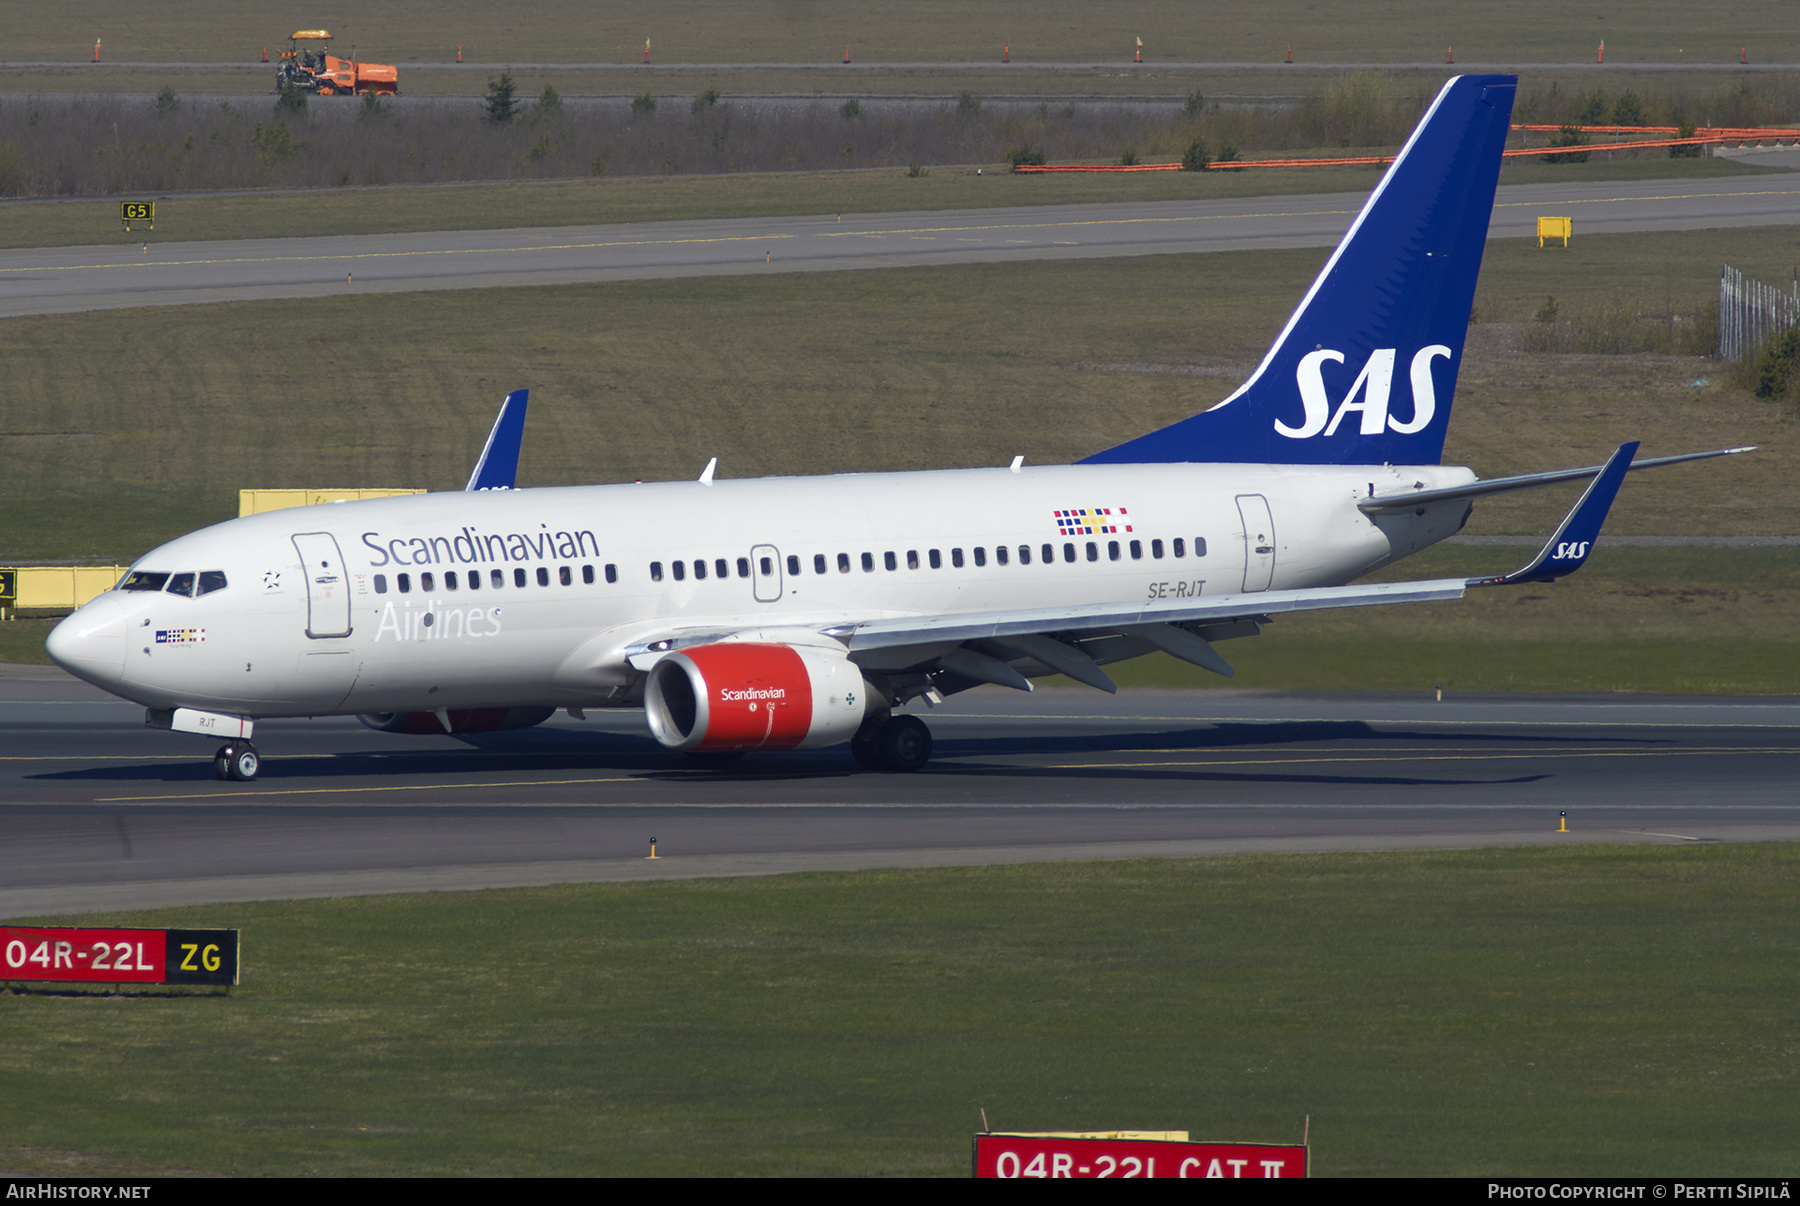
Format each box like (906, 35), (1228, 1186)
(3, 175), (1797, 318)
(3, 664), (1796, 918)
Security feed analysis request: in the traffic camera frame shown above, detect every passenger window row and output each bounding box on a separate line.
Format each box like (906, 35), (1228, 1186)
(119, 570), (229, 597)
(648, 556), (763, 583)
(647, 538), (1208, 582)
(374, 564), (617, 595)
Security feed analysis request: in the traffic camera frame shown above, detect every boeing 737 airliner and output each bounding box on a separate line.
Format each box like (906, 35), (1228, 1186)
(46, 76), (1748, 781)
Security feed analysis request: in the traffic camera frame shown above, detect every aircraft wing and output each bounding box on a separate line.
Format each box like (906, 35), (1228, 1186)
(1358, 445), (1751, 514)
(830, 578), (1465, 652)
(628, 443), (1642, 695)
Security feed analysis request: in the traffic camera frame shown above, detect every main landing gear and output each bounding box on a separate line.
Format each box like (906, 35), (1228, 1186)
(213, 742), (261, 782)
(851, 714), (932, 773)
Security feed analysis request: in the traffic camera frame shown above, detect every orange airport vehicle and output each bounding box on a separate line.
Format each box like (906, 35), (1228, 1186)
(274, 30), (398, 97)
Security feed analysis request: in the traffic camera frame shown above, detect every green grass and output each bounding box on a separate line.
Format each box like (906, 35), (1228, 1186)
(13, 1), (1800, 68)
(3, 224), (1795, 563)
(1057, 547), (1800, 694)
(7, 219), (1796, 692)
(0, 618), (59, 666)
(1, 154), (1769, 251)
(1109, 638), (1800, 694)
(3, 846), (1795, 1176)
(20, 63), (1794, 106)
(13, 1), (1800, 121)
(1, 162), (1390, 251)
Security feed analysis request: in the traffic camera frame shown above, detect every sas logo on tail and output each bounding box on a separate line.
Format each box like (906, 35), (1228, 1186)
(1276, 345), (1452, 440)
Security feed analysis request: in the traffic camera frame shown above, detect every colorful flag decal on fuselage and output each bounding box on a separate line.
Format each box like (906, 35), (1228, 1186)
(1053, 507), (1131, 536)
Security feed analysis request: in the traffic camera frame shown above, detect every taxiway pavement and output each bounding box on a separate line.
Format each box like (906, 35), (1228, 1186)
(3, 665), (1796, 918)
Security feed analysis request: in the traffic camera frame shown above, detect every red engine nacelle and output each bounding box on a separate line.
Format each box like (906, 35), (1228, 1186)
(644, 642), (871, 752)
(357, 706), (556, 735)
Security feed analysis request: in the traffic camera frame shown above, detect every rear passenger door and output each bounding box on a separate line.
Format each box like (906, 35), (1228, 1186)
(1236, 495), (1276, 593)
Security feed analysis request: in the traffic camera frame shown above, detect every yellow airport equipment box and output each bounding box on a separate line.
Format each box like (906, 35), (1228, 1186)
(1, 566), (131, 614)
(239, 488), (426, 517)
(1537, 216), (1572, 247)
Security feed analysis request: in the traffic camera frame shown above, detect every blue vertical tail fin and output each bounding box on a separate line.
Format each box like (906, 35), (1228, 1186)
(1083, 74), (1517, 467)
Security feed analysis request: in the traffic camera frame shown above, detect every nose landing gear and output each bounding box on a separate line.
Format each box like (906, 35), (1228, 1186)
(213, 742), (261, 782)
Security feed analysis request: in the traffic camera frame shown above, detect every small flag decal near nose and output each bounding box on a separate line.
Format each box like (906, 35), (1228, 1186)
(1054, 507), (1131, 535)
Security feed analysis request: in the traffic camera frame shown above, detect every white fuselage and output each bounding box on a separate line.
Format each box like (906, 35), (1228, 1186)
(48, 460), (1476, 717)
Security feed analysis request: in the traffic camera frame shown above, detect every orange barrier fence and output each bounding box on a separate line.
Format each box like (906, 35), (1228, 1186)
(1013, 130), (1750, 173)
(1014, 162), (1184, 172)
(1507, 136), (1721, 157)
(1512, 123), (1800, 139)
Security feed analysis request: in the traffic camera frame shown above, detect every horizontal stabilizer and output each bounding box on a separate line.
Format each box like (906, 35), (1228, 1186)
(465, 389), (529, 492)
(1360, 445), (1753, 514)
(1468, 441), (1637, 587)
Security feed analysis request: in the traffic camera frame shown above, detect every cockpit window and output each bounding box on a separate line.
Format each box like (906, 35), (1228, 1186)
(165, 572), (196, 597)
(197, 571), (228, 596)
(120, 571), (169, 592)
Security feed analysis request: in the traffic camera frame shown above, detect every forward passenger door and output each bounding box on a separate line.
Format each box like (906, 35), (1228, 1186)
(292, 532), (353, 638)
(751, 544), (783, 603)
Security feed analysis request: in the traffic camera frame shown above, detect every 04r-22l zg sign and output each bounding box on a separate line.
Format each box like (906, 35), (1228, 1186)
(1, 926), (239, 986)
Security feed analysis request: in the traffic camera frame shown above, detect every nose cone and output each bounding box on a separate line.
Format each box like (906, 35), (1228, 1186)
(46, 596), (128, 690)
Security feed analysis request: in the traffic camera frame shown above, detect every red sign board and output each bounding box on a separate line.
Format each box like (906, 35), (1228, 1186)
(1, 926), (239, 986)
(973, 1134), (1307, 1179)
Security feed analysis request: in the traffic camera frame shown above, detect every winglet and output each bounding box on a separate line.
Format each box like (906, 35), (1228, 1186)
(1468, 441), (1638, 587)
(465, 389), (529, 491)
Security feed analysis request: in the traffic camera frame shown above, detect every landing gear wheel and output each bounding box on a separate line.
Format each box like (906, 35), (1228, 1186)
(215, 742), (260, 782)
(850, 716), (887, 771)
(871, 715), (931, 773)
(850, 732), (881, 771)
